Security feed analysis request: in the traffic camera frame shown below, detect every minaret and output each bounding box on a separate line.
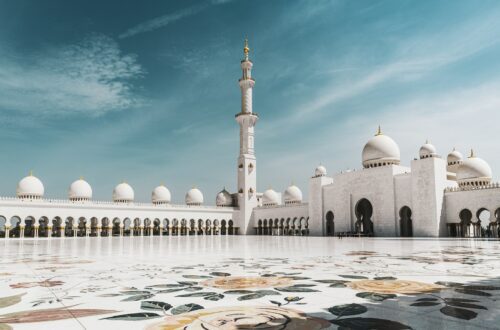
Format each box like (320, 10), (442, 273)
(236, 39), (258, 234)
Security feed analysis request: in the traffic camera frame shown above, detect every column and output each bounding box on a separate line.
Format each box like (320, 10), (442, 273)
(5, 225), (10, 239)
(61, 226), (66, 238)
(140, 226), (144, 236)
(108, 226), (113, 238)
(120, 225), (124, 237)
(86, 226), (90, 237)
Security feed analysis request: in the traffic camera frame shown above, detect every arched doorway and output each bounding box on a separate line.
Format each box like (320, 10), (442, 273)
(355, 198), (374, 236)
(77, 217), (86, 237)
(38, 216), (49, 237)
(24, 216), (35, 237)
(459, 209), (473, 237)
(90, 217), (98, 236)
(221, 220), (227, 235)
(112, 218), (121, 236)
(325, 211), (334, 236)
(10, 216), (21, 238)
(101, 217), (109, 236)
(399, 206), (413, 237)
(52, 217), (62, 237)
(228, 220), (234, 235)
(153, 218), (161, 236)
(65, 217), (74, 237)
(123, 218), (131, 236)
(0, 216), (6, 238)
(476, 208), (489, 237)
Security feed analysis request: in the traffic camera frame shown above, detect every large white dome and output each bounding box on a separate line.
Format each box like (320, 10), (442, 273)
(419, 141), (437, 159)
(17, 174), (44, 199)
(284, 185), (302, 205)
(457, 151), (492, 186)
(216, 188), (232, 207)
(362, 128), (400, 168)
(113, 182), (134, 202)
(447, 148), (463, 165)
(314, 165), (327, 177)
(262, 188), (279, 206)
(68, 178), (92, 201)
(186, 187), (204, 205)
(152, 184), (171, 204)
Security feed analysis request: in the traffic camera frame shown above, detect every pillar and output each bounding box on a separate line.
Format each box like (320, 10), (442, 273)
(108, 226), (113, 238)
(140, 226), (144, 236)
(5, 225), (10, 239)
(34, 225), (39, 238)
(120, 225), (124, 237)
(61, 226), (66, 238)
(86, 226), (90, 237)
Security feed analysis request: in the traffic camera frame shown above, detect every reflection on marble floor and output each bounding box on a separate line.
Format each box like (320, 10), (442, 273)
(0, 237), (499, 329)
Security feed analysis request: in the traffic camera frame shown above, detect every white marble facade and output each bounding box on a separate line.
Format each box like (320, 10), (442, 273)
(1, 42), (499, 239)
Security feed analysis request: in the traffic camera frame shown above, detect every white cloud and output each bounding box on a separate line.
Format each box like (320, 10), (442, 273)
(286, 8), (500, 122)
(0, 34), (144, 116)
(119, 0), (235, 39)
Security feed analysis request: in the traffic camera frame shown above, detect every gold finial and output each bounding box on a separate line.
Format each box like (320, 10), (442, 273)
(469, 149), (475, 158)
(29, 170), (33, 176)
(452, 146), (456, 151)
(243, 38), (249, 59)
(425, 139), (429, 144)
(160, 182), (165, 187)
(375, 125), (382, 136)
(80, 175), (84, 180)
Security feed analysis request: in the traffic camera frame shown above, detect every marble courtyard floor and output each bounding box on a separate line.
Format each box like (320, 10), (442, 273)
(0, 237), (499, 329)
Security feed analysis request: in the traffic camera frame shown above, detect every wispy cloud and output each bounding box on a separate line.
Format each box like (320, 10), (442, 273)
(119, 0), (234, 39)
(0, 34), (144, 116)
(276, 8), (500, 125)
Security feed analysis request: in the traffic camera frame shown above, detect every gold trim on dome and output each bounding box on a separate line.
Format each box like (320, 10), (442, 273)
(375, 125), (382, 136)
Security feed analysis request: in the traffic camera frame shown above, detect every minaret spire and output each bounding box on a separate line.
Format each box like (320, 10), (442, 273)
(243, 38), (250, 60)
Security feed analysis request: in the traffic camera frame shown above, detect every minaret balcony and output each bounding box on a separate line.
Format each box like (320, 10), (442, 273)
(235, 112), (259, 118)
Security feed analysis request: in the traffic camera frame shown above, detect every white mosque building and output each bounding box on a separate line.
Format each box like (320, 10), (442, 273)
(0, 41), (499, 239)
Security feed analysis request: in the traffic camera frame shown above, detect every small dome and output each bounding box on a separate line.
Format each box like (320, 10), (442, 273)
(216, 188), (232, 207)
(284, 185), (302, 205)
(152, 184), (171, 204)
(457, 150), (492, 187)
(262, 188), (279, 206)
(419, 141), (437, 159)
(447, 148), (463, 165)
(362, 127), (400, 168)
(186, 187), (204, 205)
(68, 178), (92, 201)
(113, 182), (134, 202)
(314, 165), (327, 177)
(17, 174), (44, 199)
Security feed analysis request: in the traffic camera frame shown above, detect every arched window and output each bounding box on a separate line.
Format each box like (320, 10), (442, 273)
(325, 211), (334, 236)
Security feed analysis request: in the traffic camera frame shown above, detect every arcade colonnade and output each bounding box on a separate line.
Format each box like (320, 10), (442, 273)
(255, 216), (309, 236)
(0, 199), (237, 239)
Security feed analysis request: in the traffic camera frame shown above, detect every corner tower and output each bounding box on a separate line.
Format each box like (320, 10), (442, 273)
(236, 39), (258, 234)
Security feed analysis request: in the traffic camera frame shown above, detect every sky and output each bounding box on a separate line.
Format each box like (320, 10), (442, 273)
(1, 0), (500, 203)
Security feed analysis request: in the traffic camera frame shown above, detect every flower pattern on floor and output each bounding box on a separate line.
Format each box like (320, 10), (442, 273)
(0, 237), (498, 329)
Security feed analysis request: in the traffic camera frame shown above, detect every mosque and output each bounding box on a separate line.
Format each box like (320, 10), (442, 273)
(0, 41), (498, 239)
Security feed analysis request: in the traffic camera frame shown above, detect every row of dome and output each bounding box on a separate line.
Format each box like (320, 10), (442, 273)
(16, 175), (307, 207)
(362, 128), (492, 186)
(17, 175), (210, 206)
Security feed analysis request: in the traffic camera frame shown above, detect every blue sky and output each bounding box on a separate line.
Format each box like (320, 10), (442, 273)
(1, 0), (500, 203)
